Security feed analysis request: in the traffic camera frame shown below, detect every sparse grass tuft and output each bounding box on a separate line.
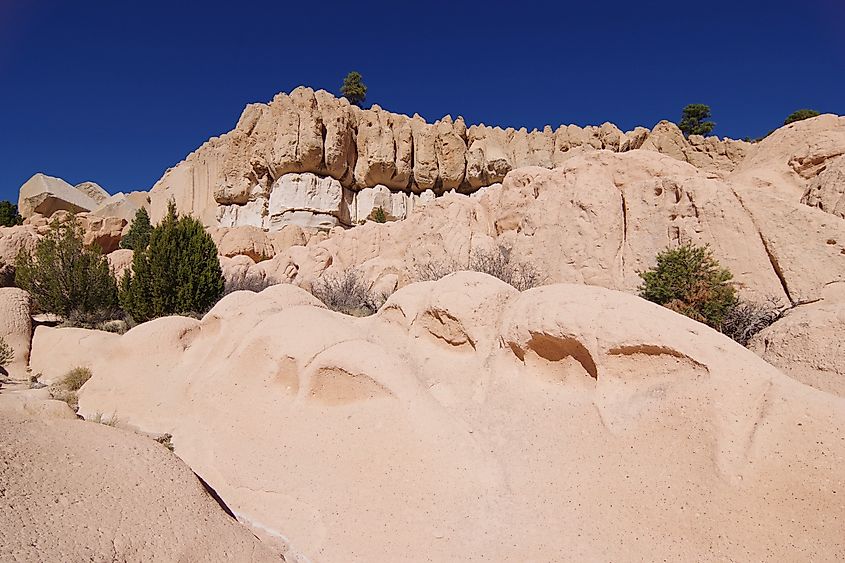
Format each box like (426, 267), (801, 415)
(62, 367), (92, 391)
(49, 366), (93, 411)
(155, 433), (175, 452)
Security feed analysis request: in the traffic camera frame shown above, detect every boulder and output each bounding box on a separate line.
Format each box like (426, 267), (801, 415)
(750, 297), (845, 397)
(18, 173), (99, 219)
(801, 154), (845, 218)
(210, 225), (275, 261)
(106, 248), (134, 281)
(0, 408), (283, 561)
(0, 288), (31, 374)
(77, 214), (127, 253)
(90, 191), (149, 222)
(355, 185), (408, 222)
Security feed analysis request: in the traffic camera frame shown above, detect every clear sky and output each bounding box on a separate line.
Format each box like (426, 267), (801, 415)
(1, 0), (843, 203)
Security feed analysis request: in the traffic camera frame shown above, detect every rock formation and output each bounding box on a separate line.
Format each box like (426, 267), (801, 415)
(0, 399), (283, 562)
(801, 154), (845, 218)
(148, 87), (752, 229)
(224, 150), (845, 307)
(24, 274), (845, 561)
(0, 288), (31, 375)
(17, 173), (101, 219)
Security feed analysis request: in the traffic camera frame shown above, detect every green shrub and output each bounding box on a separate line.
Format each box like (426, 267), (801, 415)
(678, 104), (715, 137)
(120, 207), (152, 250)
(784, 109), (820, 126)
(638, 243), (736, 328)
(119, 202), (224, 322)
(15, 217), (118, 319)
(0, 201), (23, 227)
(340, 71), (367, 107)
(0, 336), (13, 367)
(372, 206), (387, 223)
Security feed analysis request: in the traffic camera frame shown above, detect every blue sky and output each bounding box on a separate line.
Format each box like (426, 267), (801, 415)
(1, 0), (843, 203)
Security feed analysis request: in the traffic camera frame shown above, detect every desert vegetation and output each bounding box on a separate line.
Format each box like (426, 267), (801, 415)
(310, 269), (386, 316)
(340, 71), (367, 107)
(678, 104), (715, 136)
(0, 200), (23, 227)
(784, 109), (820, 125)
(119, 202), (224, 322)
(639, 243), (787, 346)
(120, 207), (152, 250)
(15, 216), (119, 322)
(49, 366), (93, 410)
(414, 246), (541, 291)
(0, 336), (13, 370)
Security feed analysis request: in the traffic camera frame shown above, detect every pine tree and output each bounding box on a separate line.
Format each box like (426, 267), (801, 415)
(784, 109), (820, 126)
(638, 242), (736, 328)
(0, 201), (23, 227)
(678, 104), (715, 137)
(120, 207), (153, 250)
(15, 216), (118, 318)
(340, 71), (367, 107)
(120, 202), (224, 322)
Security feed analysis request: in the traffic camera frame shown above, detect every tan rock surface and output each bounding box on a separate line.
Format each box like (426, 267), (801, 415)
(107, 248), (134, 281)
(0, 404), (283, 562)
(148, 88), (751, 230)
(29, 274), (845, 562)
(74, 181), (110, 204)
(18, 173), (100, 219)
(246, 150), (845, 305)
(802, 153), (845, 218)
(210, 225), (275, 261)
(90, 191), (149, 222)
(0, 224), (39, 271)
(0, 288), (31, 375)
(730, 114), (845, 198)
(750, 298), (845, 396)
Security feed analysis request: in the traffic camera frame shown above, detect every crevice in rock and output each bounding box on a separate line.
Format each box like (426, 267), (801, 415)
(619, 189), (628, 276)
(730, 187), (795, 305)
(194, 472), (237, 520)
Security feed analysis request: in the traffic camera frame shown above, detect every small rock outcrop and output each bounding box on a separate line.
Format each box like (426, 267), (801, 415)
(18, 173), (100, 219)
(801, 154), (845, 218)
(0, 288), (31, 374)
(0, 405), (283, 562)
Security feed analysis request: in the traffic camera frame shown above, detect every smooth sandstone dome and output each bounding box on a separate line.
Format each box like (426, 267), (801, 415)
(28, 273), (845, 562)
(0, 400), (282, 562)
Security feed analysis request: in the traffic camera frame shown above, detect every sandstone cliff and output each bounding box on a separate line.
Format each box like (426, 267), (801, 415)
(148, 87), (752, 228)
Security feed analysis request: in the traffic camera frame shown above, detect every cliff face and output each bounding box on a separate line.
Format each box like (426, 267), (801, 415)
(149, 87), (751, 228)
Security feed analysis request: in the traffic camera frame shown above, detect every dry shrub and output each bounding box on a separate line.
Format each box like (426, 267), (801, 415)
(721, 297), (786, 347)
(468, 246), (541, 291)
(310, 269), (385, 317)
(224, 275), (277, 295)
(0, 336), (13, 368)
(413, 257), (461, 282)
(412, 246), (541, 291)
(49, 366), (93, 410)
(155, 433), (175, 452)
